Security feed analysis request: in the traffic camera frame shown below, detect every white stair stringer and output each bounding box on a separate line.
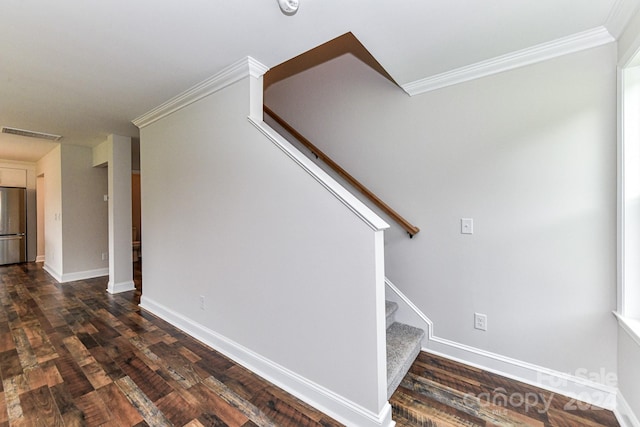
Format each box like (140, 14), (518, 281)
(385, 278), (433, 346)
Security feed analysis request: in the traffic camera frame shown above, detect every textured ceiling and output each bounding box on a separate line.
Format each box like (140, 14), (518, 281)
(0, 0), (636, 160)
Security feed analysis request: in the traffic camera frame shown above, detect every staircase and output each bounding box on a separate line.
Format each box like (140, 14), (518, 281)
(386, 300), (424, 398)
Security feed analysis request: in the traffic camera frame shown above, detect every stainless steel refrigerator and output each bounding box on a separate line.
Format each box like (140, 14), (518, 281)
(0, 187), (26, 265)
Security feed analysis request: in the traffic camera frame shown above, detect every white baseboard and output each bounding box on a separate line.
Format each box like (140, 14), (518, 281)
(385, 279), (617, 411)
(42, 264), (110, 285)
(61, 268), (108, 283)
(43, 264), (62, 282)
(140, 295), (394, 427)
(107, 280), (135, 294)
(616, 391), (640, 427)
(43, 265), (109, 284)
(35, 255), (45, 263)
(425, 337), (617, 410)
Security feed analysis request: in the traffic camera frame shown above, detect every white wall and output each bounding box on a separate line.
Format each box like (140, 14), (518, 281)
(93, 135), (135, 293)
(617, 10), (640, 425)
(140, 75), (389, 424)
(37, 146), (63, 276)
(37, 144), (109, 281)
(60, 144), (109, 276)
(265, 44), (618, 384)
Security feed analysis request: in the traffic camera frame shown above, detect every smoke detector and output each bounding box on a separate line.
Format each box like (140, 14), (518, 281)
(277, 0), (299, 14)
(1, 127), (63, 141)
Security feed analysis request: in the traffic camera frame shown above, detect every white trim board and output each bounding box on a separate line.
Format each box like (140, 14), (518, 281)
(139, 295), (394, 427)
(43, 264), (62, 283)
(42, 265), (108, 284)
(606, 0), (640, 39)
(133, 56), (269, 128)
(248, 118), (389, 233)
(616, 391), (640, 427)
(402, 26), (615, 96)
(107, 280), (135, 294)
(385, 278), (618, 412)
(61, 268), (108, 283)
(615, 312), (640, 347)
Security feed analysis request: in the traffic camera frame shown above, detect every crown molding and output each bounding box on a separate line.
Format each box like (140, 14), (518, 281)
(402, 26), (615, 96)
(133, 56), (269, 128)
(606, 0), (640, 39)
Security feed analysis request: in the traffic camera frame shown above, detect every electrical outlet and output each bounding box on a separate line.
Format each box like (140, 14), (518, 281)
(101, 252), (108, 261)
(474, 313), (487, 331)
(199, 295), (205, 310)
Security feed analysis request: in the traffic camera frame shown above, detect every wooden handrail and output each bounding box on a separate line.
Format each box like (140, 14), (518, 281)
(264, 105), (420, 237)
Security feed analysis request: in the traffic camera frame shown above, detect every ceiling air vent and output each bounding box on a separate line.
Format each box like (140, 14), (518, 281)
(1, 126), (62, 141)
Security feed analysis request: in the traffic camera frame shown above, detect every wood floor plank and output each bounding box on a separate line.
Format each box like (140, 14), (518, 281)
(115, 376), (173, 426)
(24, 366), (48, 391)
(251, 386), (331, 427)
(392, 390), (481, 427)
(148, 341), (206, 388)
(202, 375), (278, 427)
(49, 382), (85, 426)
(197, 411), (230, 426)
(191, 381), (252, 427)
(0, 333), (15, 353)
(256, 384), (328, 424)
(96, 382), (144, 426)
(154, 390), (202, 426)
(86, 345), (125, 382)
(80, 361), (113, 390)
(53, 355), (94, 398)
(393, 386), (484, 427)
(19, 384), (64, 426)
(183, 419), (206, 427)
(62, 335), (94, 367)
(74, 390), (111, 426)
(219, 364), (269, 401)
(2, 376), (23, 421)
(12, 328), (38, 369)
(0, 392), (7, 425)
(40, 360), (64, 388)
(119, 352), (173, 403)
(0, 349), (23, 378)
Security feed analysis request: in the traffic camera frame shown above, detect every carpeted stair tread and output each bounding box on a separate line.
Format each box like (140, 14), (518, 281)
(386, 301), (398, 330)
(387, 322), (424, 398)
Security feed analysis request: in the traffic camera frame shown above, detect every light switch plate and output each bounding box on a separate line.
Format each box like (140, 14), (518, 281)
(461, 218), (473, 234)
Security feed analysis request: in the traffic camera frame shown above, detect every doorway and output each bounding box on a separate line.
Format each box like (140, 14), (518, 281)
(132, 137), (142, 293)
(36, 174), (45, 263)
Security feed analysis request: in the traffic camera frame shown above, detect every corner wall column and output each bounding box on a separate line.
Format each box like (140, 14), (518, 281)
(107, 134), (134, 293)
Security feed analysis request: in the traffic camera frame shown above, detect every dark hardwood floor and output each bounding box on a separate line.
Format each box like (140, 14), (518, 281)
(0, 262), (621, 426)
(390, 352), (620, 427)
(0, 262), (342, 426)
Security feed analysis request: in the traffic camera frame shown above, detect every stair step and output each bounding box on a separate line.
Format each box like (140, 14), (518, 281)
(385, 301), (398, 330)
(387, 322), (424, 399)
